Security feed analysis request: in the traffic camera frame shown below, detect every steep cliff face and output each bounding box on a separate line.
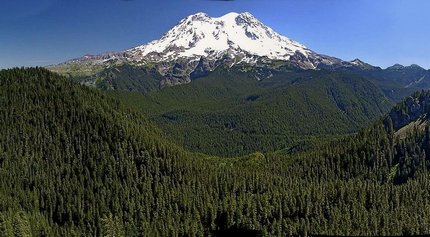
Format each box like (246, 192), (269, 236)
(385, 91), (430, 131)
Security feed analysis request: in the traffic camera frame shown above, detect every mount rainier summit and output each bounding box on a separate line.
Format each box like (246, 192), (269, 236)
(51, 12), (357, 86)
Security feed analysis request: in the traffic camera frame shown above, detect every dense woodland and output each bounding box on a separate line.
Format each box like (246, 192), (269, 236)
(110, 66), (391, 156)
(1, 68), (430, 236)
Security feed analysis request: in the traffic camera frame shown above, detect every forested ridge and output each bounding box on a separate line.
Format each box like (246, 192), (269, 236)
(1, 68), (430, 236)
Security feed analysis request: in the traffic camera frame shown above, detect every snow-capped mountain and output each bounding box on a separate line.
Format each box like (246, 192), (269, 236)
(52, 12), (347, 86)
(127, 12), (312, 63)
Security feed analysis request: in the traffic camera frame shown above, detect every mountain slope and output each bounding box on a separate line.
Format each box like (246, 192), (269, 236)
(385, 90), (430, 131)
(383, 64), (429, 88)
(333, 63), (430, 102)
(0, 68), (184, 235)
(110, 65), (392, 156)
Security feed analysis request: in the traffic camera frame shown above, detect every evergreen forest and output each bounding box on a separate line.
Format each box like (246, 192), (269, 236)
(1, 68), (430, 236)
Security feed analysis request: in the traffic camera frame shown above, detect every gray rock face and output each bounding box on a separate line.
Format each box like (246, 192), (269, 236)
(388, 93), (430, 130)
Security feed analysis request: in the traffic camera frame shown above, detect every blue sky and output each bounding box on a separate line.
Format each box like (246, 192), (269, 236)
(1, 0), (430, 69)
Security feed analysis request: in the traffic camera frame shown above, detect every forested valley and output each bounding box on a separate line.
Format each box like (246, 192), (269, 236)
(1, 68), (430, 236)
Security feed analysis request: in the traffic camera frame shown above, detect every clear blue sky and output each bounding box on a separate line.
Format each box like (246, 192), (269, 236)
(1, 0), (430, 69)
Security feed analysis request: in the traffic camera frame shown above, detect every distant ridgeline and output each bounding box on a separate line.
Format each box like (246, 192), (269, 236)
(1, 68), (430, 235)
